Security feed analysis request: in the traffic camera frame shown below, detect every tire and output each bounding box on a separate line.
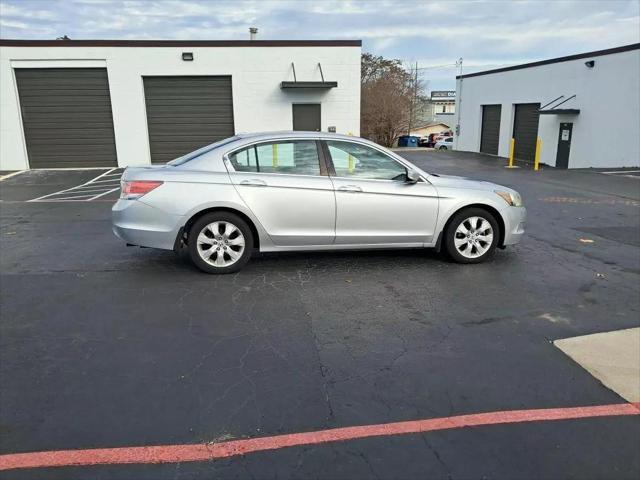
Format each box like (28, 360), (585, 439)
(188, 212), (253, 274)
(439, 146), (447, 150)
(444, 208), (499, 264)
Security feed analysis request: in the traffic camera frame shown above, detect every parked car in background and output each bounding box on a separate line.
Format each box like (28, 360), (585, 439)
(435, 137), (454, 150)
(434, 131), (454, 142)
(113, 132), (525, 273)
(418, 136), (430, 147)
(423, 133), (441, 147)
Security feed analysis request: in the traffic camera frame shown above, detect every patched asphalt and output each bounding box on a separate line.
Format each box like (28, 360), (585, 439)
(1, 151), (639, 479)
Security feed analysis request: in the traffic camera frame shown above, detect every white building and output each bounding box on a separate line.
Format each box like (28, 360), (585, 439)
(454, 43), (639, 169)
(417, 90), (455, 128)
(0, 39), (361, 170)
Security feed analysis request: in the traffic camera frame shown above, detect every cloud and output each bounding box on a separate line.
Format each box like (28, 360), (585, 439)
(0, 0), (638, 90)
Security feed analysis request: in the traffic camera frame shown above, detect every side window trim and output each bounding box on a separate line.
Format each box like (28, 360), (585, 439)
(323, 139), (408, 181)
(319, 140), (335, 176)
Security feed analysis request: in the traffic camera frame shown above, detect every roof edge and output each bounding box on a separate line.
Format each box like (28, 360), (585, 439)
(0, 39), (362, 48)
(457, 43), (640, 80)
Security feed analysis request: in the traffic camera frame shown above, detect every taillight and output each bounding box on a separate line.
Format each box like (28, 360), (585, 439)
(121, 180), (163, 200)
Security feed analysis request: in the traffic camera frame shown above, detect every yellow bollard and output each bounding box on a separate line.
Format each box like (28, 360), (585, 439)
(505, 138), (518, 168)
(272, 143), (278, 167)
(534, 137), (541, 171)
(348, 154), (354, 173)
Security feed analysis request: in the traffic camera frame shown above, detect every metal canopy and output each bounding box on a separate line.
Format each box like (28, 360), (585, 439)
(538, 94), (580, 115)
(281, 62), (337, 89)
(281, 81), (337, 89)
(539, 109), (580, 115)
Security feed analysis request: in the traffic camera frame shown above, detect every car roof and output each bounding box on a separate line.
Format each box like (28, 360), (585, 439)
(235, 131), (368, 143)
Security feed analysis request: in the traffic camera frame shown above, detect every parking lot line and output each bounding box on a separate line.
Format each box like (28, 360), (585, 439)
(28, 168), (123, 202)
(1, 402), (638, 472)
(0, 170), (26, 181)
(87, 187), (120, 201)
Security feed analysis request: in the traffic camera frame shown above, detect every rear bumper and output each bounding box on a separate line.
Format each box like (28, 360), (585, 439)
(502, 206), (526, 246)
(112, 199), (182, 250)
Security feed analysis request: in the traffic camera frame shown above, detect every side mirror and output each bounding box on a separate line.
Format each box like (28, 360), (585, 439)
(406, 169), (420, 184)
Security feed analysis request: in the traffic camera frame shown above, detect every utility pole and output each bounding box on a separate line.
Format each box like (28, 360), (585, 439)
(408, 61), (418, 135)
(455, 57), (463, 144)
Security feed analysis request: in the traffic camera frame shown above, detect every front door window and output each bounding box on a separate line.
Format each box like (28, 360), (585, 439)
(326, 140), (407, 181)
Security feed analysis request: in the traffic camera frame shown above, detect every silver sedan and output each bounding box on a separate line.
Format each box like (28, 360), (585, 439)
(112, 132), (526, 273)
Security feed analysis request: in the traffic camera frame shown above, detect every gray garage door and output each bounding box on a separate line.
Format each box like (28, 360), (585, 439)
(480, 105), (501, 155)
(15, 68), (117, 168)
(512, 103), (540, 163)
(143, 76), (234, 163)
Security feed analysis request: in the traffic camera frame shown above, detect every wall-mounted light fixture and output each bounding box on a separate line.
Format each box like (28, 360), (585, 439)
(182, 52), (194, 61)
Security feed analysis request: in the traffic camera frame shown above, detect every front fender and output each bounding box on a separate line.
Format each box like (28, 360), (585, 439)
(434, 187), (510, 242)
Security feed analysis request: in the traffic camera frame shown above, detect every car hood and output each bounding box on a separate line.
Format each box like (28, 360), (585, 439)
(425, 173), (512, 193)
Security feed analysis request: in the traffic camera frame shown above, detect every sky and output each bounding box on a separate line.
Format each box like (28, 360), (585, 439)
(0, 0), (639, 91)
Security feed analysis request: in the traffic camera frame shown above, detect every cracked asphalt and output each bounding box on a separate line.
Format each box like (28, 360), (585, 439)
(1, 151), (639, 479)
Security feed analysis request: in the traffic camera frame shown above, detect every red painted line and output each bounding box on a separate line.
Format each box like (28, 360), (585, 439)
(1, 402), (638, 471)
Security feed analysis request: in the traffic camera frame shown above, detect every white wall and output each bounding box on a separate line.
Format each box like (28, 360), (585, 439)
(0, 45), (361, 169)
(454, 47), (640, 168)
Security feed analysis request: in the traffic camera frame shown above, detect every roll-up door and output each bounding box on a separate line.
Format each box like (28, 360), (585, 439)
(143, 76), (234, 163)
(480, 105), (501, 155)
(512, 103), (540, 163)
(15, 68), (117, 168)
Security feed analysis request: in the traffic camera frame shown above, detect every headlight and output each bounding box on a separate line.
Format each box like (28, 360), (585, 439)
(495, 190), (523, 207)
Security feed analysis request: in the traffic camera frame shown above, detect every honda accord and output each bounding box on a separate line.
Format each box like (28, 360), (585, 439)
(112, 132), (525, 273)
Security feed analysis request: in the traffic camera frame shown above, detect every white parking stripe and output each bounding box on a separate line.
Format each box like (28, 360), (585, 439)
(29, 168), (124, 202)
(86, 187), (121, 201)
(0, 170), (26, 181)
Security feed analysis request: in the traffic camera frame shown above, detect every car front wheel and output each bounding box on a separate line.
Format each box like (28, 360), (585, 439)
(444, 208), (499, 263)
(439, 145), (448, 150)
(188, 212), (253, 273)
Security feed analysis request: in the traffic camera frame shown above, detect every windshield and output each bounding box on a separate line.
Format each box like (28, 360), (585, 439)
(167, 136), (240, 166)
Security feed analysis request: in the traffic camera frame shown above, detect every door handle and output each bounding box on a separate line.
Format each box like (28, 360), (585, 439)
(240, 179), (268, 187)
(338, 185), (363, 193)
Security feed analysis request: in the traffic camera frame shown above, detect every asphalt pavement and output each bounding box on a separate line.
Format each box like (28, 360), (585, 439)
(1, 150), (639, 479)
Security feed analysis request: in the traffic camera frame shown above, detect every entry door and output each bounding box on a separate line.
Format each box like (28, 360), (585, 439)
(292, 104), (321, 131)
(227, 139), (335, 246)
(555, 122), (573, 169)
(324, 140), (439, 245)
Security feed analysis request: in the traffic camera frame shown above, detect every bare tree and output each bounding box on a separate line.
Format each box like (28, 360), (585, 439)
(361, 53), (428, 147)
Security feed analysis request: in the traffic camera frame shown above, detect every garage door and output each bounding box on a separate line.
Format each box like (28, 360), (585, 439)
(480, 105), (501, 155)
(143, 76), (234, 164)
(15, 68), (117, 168)
(512, 103), (540, 163)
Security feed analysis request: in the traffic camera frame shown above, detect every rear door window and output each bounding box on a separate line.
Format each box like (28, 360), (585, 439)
(229, 140), (321, 176)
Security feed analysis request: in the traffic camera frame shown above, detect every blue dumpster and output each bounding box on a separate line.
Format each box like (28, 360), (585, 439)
(397, 135), (419, 147)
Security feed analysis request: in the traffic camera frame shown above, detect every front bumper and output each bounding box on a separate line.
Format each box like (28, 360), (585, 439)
(112, 199), (183, 250)
(501, 206), (526, 246)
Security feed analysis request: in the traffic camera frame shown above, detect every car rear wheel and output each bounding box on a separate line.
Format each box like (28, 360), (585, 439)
(444, 208), (498, 263)
(188, 212), (253, 274)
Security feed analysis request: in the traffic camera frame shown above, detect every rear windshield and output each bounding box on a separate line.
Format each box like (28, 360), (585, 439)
(167, 136), (240, 166)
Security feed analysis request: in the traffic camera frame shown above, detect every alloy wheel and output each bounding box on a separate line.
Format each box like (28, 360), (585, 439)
(196, 221), (245, 267)
(453, 216), (494, 259)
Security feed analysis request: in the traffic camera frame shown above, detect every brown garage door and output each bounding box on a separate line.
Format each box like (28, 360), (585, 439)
(143, 76), (235, 164)
(480, 105), (501, 155)
(15, 68), (118, 168)
(512, 103), (540, 163)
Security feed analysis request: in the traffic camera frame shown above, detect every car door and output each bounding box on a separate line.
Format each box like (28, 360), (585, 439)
(324, 139), (439, 245)
(226, 139), (335, 246)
